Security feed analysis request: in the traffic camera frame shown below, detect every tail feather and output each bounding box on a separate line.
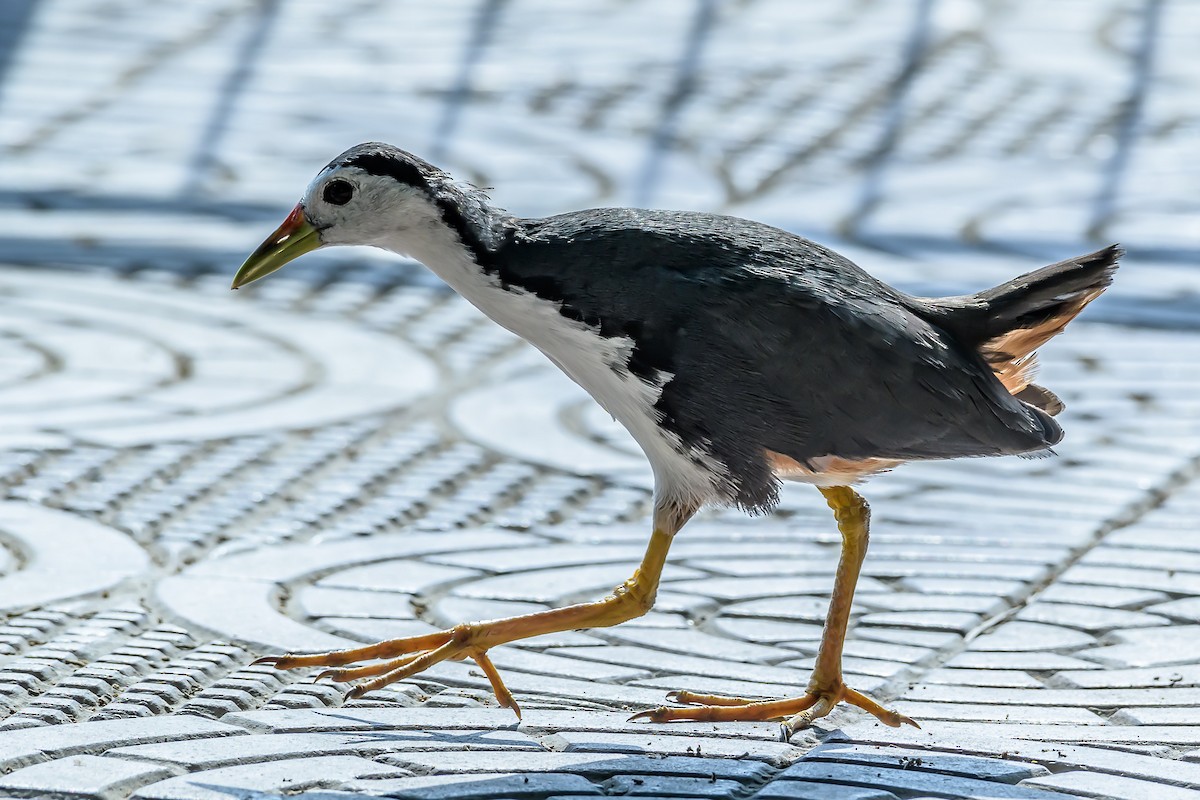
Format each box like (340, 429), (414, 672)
(918, 245), (1122, 415)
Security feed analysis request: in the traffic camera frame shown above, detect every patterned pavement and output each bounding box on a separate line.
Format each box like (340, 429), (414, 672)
(2, 2), (1200, 799)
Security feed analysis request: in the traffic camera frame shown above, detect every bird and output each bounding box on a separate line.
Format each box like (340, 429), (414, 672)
(233, 142), (1119, 738)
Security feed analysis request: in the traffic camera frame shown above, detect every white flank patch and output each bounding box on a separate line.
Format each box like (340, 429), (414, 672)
(390, 214), (722, 512)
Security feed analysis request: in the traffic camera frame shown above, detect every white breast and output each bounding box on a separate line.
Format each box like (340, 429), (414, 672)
(394, 223), (722, 511)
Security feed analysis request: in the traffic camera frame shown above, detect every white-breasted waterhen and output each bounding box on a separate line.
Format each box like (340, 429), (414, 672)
(233, 142), (1120, 738)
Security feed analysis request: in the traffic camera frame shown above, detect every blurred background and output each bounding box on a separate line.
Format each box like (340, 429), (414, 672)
(0, 0), (1195, 299)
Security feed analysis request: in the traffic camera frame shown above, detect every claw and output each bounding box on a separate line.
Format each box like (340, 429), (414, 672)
(252, 655), (282, 667)
(473, 650), (521, 719)
(628, 707), (668, 723)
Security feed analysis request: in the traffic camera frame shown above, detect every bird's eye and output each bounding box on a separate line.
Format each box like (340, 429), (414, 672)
(323, 179), (354, 206)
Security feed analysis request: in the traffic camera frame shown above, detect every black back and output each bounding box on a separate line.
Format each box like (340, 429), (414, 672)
(492, 209), (1057, 512)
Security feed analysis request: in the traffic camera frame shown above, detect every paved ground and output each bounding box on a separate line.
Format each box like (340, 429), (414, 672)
(2, 1), (1200, 799)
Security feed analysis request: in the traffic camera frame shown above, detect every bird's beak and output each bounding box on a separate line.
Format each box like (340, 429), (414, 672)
(231, 204), (322, 289)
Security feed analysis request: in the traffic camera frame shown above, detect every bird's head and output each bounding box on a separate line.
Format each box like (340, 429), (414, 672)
(232, 142), (469, 289)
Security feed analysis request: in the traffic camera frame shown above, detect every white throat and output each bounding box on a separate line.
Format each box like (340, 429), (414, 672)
(381, 219), (721, 511)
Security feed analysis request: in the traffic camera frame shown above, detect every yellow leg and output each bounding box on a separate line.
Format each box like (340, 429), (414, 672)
(631, 486), (918, 738)
(255, 503), (694, 715)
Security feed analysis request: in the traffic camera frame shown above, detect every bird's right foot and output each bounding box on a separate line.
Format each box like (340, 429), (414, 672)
(629, 682), (918, 740)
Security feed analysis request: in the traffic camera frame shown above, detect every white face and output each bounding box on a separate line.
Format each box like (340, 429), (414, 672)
(300, 166), (446, 256)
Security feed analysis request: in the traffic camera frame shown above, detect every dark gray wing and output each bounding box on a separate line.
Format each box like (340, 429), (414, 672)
(496, 209), (1058, 511)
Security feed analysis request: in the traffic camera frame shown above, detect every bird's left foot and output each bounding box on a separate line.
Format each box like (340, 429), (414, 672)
(253, 625), (521, 718)
(629, 683), (918, 740)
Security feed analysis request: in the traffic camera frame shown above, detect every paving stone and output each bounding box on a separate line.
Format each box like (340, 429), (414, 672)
(832, 722), (1200, 785)
(296, 585), (421, 620)
(1109, 707), (1200, 725)
(0, 754), (176, 799)
(223, 706), (525, 733)
(420, 658), (674, 708)
(187, 531), (531, 583)
(156, 575), (358, 654)
(318, 616), (442, 642)
(719, 596), (855, 624)
(1036, 583), (1170, 610)
(708, 617), (825, 644)
(1083, 546), (1200, 573)
(223, 706), (778, 741)
(894, 578), (1027, 602)
(868, 560), (1049, 583)
(894, 701), (1106, 725)
(431, 543), (658, 573)
(776, 655), (911, 680)
(604, 774), (745, 798)
(0, 715), (245, 771)
(857, 611), (982, 634)
(839, 639), (934, 665)
(906, 684), (1200, 708)
(667, 576), (890, 602)
(968, 621), (1096, 652)
(920, 669), (1045, 689)
(1021, 770), (1200, 800)
(641, 596), (714, 622)
(518, 709), (785, 739)
(346, 772), (601, 798)
(111, 729), (540, 769)
(453, 563), (705, 604)
(808, 743), (1050, 782)
(752, 784), (900, 800)
(684, 557), (838, 577)
(777, 762), (1072, 799)
(130, 755), (408, 799)
(1016, 602), (1171, 633)
(485, 645), (652, 683)
(0, 503), (150, 613)
(1082, 626), (1200, 668)
(551, 645), (813, 687)
(1052, 664), (1200, 689)
(551, 730), (801, 764)
(380, 750), (774, 781)
(1145, 597), (1200, 623)
(600, 626), (787, 664)
(855, 629), (961, 650)
(855, 593), (1006, 615)
(944, 652), (1102, 671)
(317, 561), (479, 593)
(1060, 564), (1200, 595)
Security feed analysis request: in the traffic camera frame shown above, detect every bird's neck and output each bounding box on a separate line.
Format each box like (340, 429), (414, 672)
(391, 204), (513, 299)
(392, 208), (578, 361)
(387, 182), (511, 277)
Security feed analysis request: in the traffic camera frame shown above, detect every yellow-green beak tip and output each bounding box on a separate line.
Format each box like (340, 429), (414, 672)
(232, 204), (322, 289)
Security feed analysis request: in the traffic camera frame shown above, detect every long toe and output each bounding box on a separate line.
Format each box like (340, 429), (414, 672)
(667, 690), (769, 707)
(247, 629), (536, 713)
(252, 631), (455, 671)
(630, 693), (819, 724)
(632, 684), (917, 738)
(843, 686), (920, 729)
